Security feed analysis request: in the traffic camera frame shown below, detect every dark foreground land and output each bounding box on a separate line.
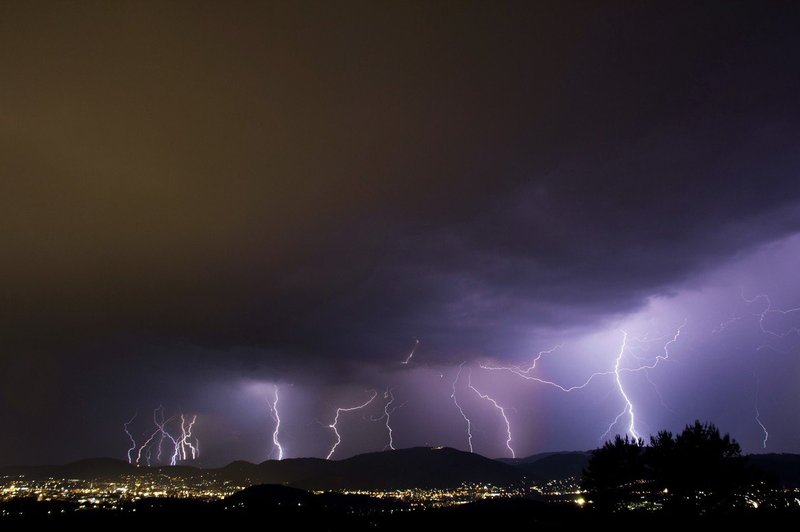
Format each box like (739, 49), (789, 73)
(2, 485), (799, 530)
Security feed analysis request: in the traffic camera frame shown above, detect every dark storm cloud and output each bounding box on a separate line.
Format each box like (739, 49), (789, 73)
(3, 2), (800, 463)
(2, 1), (800, 364)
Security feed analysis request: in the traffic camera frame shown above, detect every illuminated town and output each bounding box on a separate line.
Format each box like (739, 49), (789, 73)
(0, 471), (585, 514)
(2, 470), (798, 519)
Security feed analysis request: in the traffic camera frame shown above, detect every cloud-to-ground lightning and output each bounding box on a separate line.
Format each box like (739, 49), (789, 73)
(172, 414), (199, 464)
(326, 390), (378, 460)
(371, 388), (407, 451)
(480, 320), (685, 444)
(450, 362), (473, 453)
(135, 407), (170, 466)
(123, 411), (138, 464)
(467, 368), (515, 458)
(132, 406), (200, 466)
(601, 331), (639, 443)
(401, 337), (419, 365)
(268, 385), (284, 460)
(154, 407), (179, 464)
(754, 378), (768, 449)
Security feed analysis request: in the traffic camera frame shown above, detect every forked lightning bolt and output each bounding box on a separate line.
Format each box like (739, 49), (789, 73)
(714, 292), (800, 448)
(468, 368), (515, 458)
(480, 346), (615, 392)
(450, 362), (473, 452)
(172, 414), (199, 464)
(372, 388), (406, 451)
(135, 407), (171, 466)
(326, 390), (378, 460)
(481, 321), (684, 443)
(123, 412), (138, 464)
(132, 406), (200, 466)
(601, 331), (639, 442)
(714, 291), (800, 345)
(268, 385), (284, 460)
(745, 293), (800, 340)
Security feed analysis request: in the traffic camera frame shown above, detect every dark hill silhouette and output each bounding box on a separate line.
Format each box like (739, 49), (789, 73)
(516, 452), (591, 480)
(3, 448), (798, 491)
(0, 458), (137, 480)
(748, 453), (800, 487)
(296, 446), (526, 490)
(500, 451), (591, 479)
(499, 451), (566, 465)
(224, 484), (311, 506)
(212, 447), (528, 490)
(223, 483), (401, 513)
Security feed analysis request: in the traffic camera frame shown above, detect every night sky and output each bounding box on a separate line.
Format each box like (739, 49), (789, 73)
(2, 2), (800, 466)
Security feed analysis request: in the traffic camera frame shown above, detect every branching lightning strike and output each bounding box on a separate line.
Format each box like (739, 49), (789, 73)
(601, 331), (639, 442)
(480, 345), (614, 392)
(450, 362), (473, 453)
(371, 388), (406, 450)
(123, 411), (138, 464)
(172, 414), (198, 464)
(468, 368), (515, 458)
(326, 390), (378, 460)
(131, 406), (200, 466)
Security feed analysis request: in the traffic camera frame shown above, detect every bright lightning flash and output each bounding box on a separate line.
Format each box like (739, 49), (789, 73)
(371, 388), (406, 451)
(468, 368), (515, 458)
(450, 362), (473, 453)
(268, 385), (284, 460)
(123, 412), (137, 464)
(326, 390), (378, 460)
(401, 338), (419, 365)
(754, 378), (769, 449)
(601, 331), (639, 442)
(133, 406), (200, 466)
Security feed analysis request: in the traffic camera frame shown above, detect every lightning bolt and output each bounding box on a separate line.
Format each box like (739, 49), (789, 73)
(468, 368), (515, 458)
(714, 290), (800, 344)
(371, 388), (406, 451)
(480, 345), (615, 392)
(600, 331), (639, 443)
(450, 362), (473, 452)
(136, 407), (170, 466)
(481, 321), (685, 444)
(713, 292), (800, 449)
(268, 385), (284, 460)
(134, 406), (199, 466)
(123, 411), (137, 464)
(326, 390), (378, 460)
(754, 378), (768, 449)
(154, 407), (179, 464)
(401, 337), (419, 365)
(745, 293), (800, 340)
(172, 413), (199, 464)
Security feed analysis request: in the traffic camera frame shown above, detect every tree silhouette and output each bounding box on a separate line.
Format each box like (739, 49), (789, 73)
(581, 435), (644, 511)
(649, 421), (746, 510)
(583, 421), (771, 513)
